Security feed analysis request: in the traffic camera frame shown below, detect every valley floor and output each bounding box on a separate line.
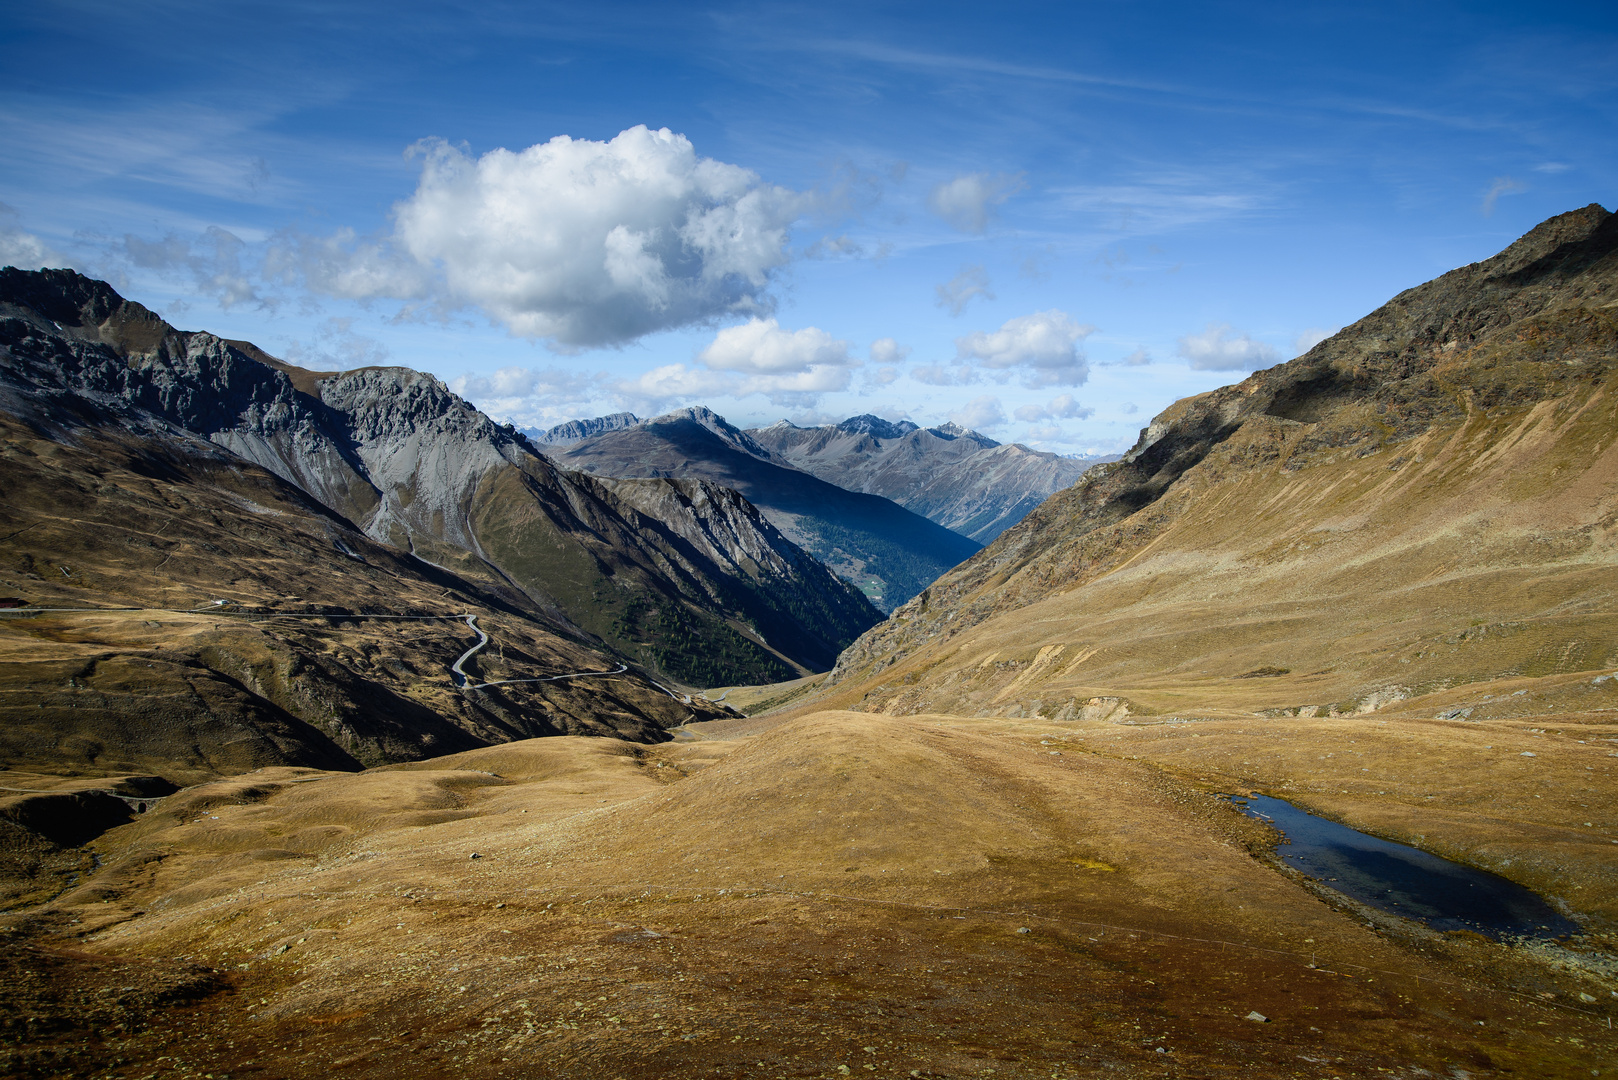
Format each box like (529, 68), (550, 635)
(3, 708), (1615, 1079)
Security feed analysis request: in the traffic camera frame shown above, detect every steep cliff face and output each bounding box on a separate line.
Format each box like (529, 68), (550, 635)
(750, 416), (1107, 543)
(595, 476), (881, 672)
(553, 409), (981, 611)
(803, 204), (1618, 722)
(0, 269), (879, 689)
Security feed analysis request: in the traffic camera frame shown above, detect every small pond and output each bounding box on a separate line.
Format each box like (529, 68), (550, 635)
(1230, 793), (1579, 940)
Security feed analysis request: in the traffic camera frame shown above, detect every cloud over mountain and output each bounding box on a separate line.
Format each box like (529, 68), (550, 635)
(0, 209), (67, 271)
(954, 310), (1094, 387)
(1014, 393), (1092, 422)
(1175, 322), (1279, 371)
(275, 126), (806, 349)
(949, 394), (1007, 430)
(614, 318), (858, 412)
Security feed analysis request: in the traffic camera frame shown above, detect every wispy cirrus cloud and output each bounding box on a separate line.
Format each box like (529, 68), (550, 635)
(1480, 176), (1527, 216)
(935, 264), (994, 315)
(1048, 175), (1264, 234)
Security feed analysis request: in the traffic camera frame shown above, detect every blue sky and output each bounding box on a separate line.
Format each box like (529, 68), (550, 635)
(3, 1), (1614, 453)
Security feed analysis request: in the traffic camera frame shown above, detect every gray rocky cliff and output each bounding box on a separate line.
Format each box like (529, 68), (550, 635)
(0, 268), (882, 685)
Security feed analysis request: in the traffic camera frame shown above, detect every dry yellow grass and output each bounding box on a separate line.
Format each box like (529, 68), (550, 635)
(2, 711), (1608, 1077)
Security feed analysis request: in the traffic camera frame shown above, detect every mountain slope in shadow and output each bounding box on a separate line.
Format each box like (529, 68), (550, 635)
(552, 406), (982, 611)
(750, 414), (1112, 542)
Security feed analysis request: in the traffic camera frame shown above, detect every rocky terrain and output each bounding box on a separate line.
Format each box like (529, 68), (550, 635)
(552, 407), (981, 611)
(527, 411), (641, 444)
(750, 415), (1112, 542)
(0, 270), (880, 695)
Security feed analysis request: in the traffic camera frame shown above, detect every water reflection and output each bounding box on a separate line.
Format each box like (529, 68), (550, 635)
(1231, 793), (1579, 940)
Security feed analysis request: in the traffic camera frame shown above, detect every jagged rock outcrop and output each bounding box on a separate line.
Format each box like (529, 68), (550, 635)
(528, 411), (641, 444)
(750, 415), (1110, 542)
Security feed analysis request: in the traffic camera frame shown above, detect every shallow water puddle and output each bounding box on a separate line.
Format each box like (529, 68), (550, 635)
(1231, 793), (1579, 939)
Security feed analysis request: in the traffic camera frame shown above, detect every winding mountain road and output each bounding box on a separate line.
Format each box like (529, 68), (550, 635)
(449, 613), (489, 687)
(447, 612), (630, 690)
(6, 605), (631, 692)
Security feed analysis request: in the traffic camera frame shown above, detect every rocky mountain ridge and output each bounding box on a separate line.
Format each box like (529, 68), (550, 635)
(0, 269), (880, 692)
(550, 410), (981, 612)
(528, 411), (641, 444)
(749, 415), (1109, 543)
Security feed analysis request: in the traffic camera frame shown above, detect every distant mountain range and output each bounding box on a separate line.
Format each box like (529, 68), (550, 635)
(0, 270), (883, 778)
(548, 407), (981, 612)
(539, 410), (1113, 552)
(528, 411), (641, 444)
(749, 415), (1117, 543)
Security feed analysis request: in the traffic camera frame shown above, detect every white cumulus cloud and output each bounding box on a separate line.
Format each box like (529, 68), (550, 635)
(1014, 394), (1093, 422)
(911, 363), (980, 387)
(444, 365), (608, 428)
(0, 208), (68, 270)
(276, 126), (807, 349)
(870, 337), (911, 364)
(612, 364), (736, 414)
(450, 365), (604, 403)
(616, 318), (857, 412)
(927, 171), (1026, 234)
(950, 395), (1007, 431)
(698, 318), (853, 375)
(1176, 323), (1280, 371)
(954, 310), (1094, 388)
